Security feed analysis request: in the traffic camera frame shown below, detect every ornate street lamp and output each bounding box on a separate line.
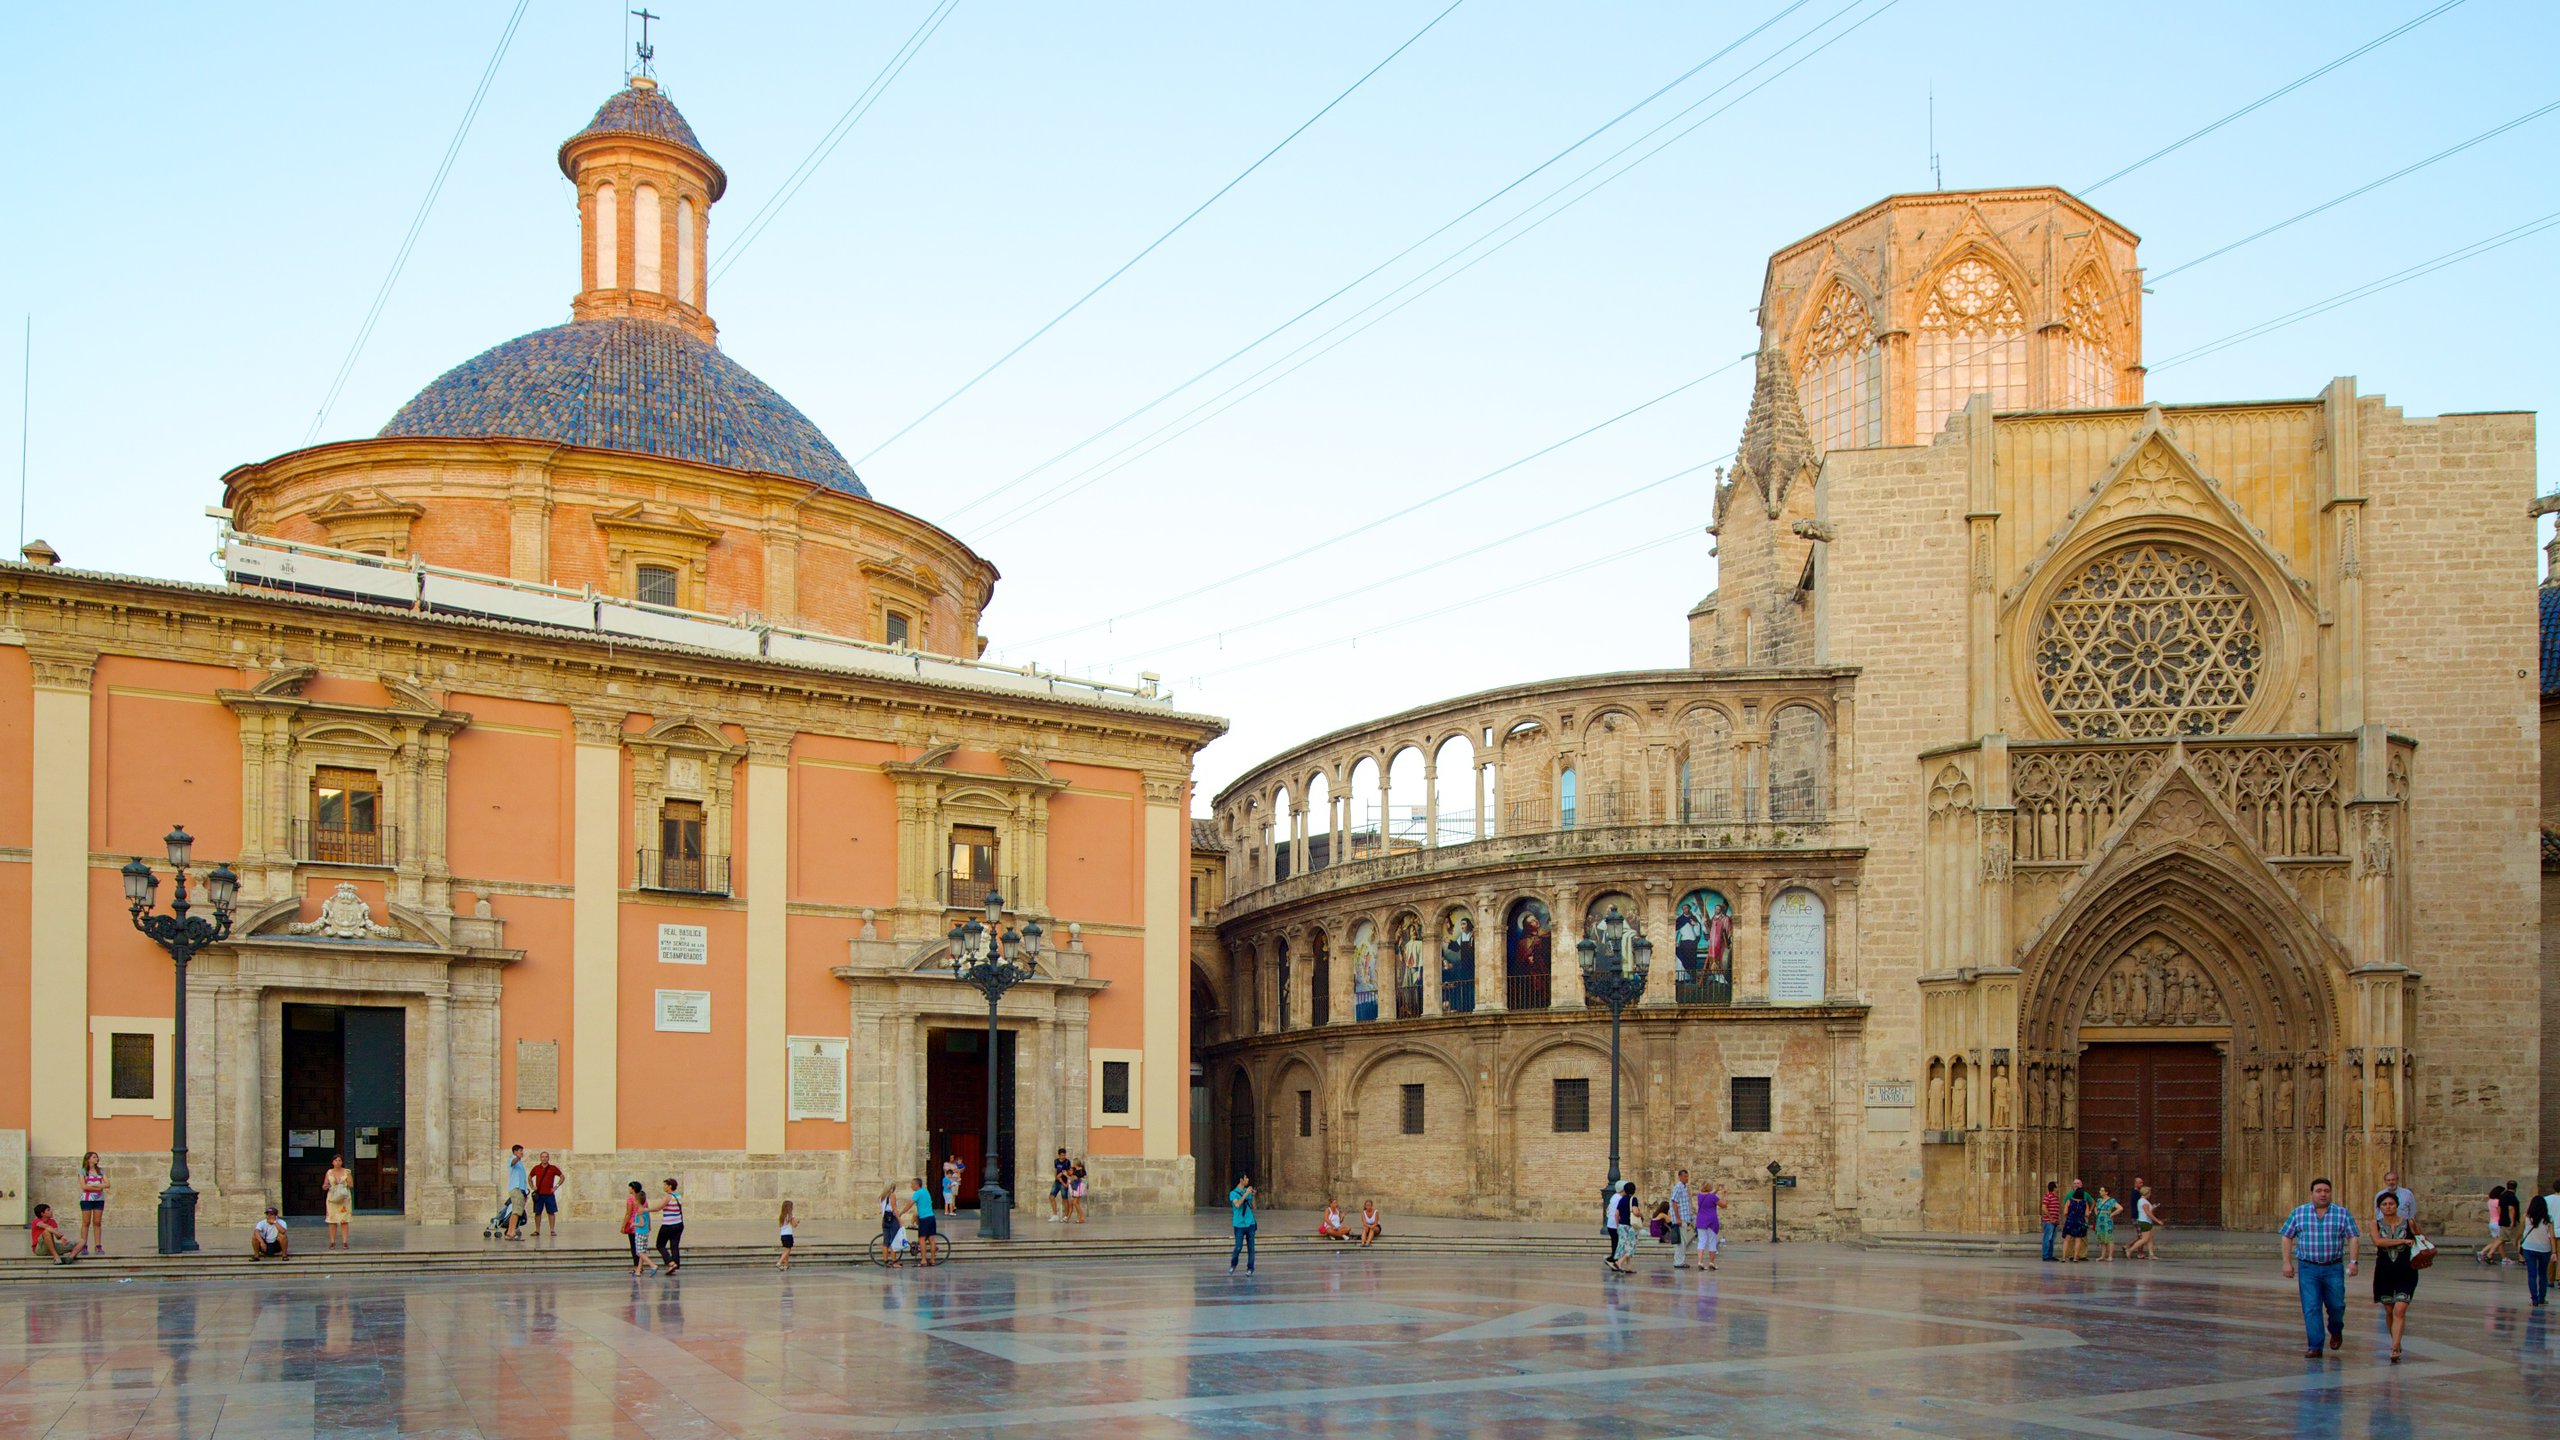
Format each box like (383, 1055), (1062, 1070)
(121, 825), (238, 1256)
(947, 889), (1042, 1240)
(1576, 904), (1652, 1205)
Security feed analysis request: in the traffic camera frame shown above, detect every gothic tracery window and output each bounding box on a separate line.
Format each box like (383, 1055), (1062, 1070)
(2061, 270), (2115, 409)
(2033, 542), (2265, 739)
(1914, 256), (2027, 440)
(1797, 282), (1880, 450)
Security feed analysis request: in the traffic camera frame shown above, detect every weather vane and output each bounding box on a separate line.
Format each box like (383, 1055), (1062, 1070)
(632, 9), (660, 78)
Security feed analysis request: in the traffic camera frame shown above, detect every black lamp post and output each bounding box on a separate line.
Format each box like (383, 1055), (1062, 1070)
(1575, 904), (1652, 1205)
(121, 826), (237, 1257)
(947, 889), (1041, 1240)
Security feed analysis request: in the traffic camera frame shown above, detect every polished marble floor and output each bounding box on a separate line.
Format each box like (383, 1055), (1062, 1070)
(1, 1243), (2551, 1437)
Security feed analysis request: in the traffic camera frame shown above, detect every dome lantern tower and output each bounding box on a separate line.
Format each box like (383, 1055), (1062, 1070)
(558, 74), (729, 344)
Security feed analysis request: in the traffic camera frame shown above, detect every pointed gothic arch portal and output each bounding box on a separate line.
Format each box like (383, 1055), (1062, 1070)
(2018, 842), (2345, 1232)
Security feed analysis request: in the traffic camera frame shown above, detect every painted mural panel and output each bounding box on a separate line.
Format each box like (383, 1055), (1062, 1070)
(1441, 909), (1477, 1013)
(1350, 920), (1380, 1022)
(1505, 898), (1554, 1010)
(1675, 888), (1734, 1004)
(1391, 912), (1425, 1019)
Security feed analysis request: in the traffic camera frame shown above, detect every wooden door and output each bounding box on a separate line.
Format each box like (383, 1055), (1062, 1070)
(2077, 1041), (2224, 1227)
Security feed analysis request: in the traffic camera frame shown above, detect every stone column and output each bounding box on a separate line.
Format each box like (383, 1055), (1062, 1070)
(744, 728), (793, 1154)
(1476, 759), (1493, 840)
(1831, 876), (1860, 1001)
(1422, 756), (1440, 849)
(419, 993), (454, 1224)
(220, 982), (263, 1200)
(568, 706), (625, 1153)
(1473, 896), (1506, 1013)
(1734, 878), (1769, 1003)
(1639, 882), (1677, 1007)
(1551, 885), (1585, 1010)
(25, 646), (94, 1161)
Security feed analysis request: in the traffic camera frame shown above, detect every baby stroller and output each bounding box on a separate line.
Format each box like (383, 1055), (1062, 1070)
(482, 1192), (520, 1240)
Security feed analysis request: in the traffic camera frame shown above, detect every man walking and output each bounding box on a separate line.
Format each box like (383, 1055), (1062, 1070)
(2040, 1180), (2061, 1262)
(528, 1150), (564, 1238)
(1669, 1169), (1696, 1269)
(1227, 1173), (1258, 1274)
(2279, 1177), (2361, 1359)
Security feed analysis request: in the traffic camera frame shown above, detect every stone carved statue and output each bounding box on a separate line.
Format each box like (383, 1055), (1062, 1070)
(1948, 1065), (1969, 1129)
(287, 882), (399, 941)
(2080, 938), (2227, 1027)
(2242, 1068), (2262, 1130)
(2374, 1058), (2396, 1129)
(2304, 1061), (2326, 1130)
(2275, 1066), (2295, 1130)
(1990, 1062), (2012, 1129)
(1926, 1068), (1947, 1130)
(2060, 1066), (2076, 1126)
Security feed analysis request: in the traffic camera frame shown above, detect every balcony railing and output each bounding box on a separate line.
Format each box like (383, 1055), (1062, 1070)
(1676, 972), (1734, 1005)
(638, 850), (731, 896)
(1442, 975), (1477, 1014)
(295, 820), (397, 867)
(1394, 980), (1424, 1020)
(937, 872), (1020, 909)
(1504, 973), (1553, 1011)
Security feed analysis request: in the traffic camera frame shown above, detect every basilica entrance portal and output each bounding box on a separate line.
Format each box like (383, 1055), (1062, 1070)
(279, 1003), (406, 1217)
(2075, 1042), (2222, 1227)
(925, 1028), (1016, 1209)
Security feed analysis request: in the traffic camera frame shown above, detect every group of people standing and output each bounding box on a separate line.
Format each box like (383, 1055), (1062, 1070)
(1603, 1169), (1723, 1274)
(2474, 1178), (2559, 1306)
(2039, 1178), (2159, 1262)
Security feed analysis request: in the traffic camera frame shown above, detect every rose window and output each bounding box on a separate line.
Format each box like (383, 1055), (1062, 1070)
(2033, 542), (2264, 738)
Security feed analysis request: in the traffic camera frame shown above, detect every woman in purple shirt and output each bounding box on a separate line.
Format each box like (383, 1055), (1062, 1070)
(1694, 1181), (1722, 1271)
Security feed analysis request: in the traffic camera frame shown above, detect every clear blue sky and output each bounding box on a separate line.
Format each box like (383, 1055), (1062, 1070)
(10, 1), (2555, 801)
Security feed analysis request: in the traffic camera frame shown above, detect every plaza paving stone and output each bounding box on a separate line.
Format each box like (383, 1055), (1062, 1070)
(0, 1242), (2549, 1436)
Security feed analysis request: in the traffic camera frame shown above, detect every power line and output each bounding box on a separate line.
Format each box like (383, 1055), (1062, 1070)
(1008, 363), (1734, 650)
(2148, 96), (2560, 282)
(1193, 529), (1695, 682)
(711, 0), (963, 285)
(937, 0), (1828, 524)
(851, 0), (1474, 467)
(966, 0), (1896, 539)
(1080, 457), (1723, 669)
(304, 0), (531, 443)
(2150, 207), (2560, 371)
(2081, 0), (2470, 195)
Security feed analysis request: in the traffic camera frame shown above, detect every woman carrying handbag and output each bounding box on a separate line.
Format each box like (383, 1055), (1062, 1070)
(2371, 1189), (2428, 1362)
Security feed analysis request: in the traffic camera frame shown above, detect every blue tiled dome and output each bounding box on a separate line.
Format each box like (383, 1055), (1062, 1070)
(380, 317), (868, 496)
(559, 82), (726, 199)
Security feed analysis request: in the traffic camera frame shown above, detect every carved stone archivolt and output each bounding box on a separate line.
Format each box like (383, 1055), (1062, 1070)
(2080, 934), (2226, 1026)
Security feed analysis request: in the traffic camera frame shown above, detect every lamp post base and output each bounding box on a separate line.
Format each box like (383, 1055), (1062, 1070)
(157, 1183), (199, 1256)
(976, 1181), (1011, 1240)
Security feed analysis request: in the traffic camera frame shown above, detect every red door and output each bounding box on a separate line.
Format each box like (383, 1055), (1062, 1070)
(2077, 1042), (2224, 1227)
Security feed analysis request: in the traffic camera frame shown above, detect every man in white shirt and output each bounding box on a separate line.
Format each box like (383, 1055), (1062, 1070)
(250, 1207), (290, 1260)
(2374, 1170), (2415, 1230)
(1669, 1169), (1696, 1269)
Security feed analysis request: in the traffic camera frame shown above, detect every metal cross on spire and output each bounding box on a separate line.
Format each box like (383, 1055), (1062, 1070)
(631, 9), (660, 77)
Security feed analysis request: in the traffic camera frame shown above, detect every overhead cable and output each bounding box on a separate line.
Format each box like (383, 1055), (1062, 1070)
(303, 0), (531, 443)
(852, 0), (1474, 466)
(937, 0), (1828, 523)
(712, 0), (964, 284)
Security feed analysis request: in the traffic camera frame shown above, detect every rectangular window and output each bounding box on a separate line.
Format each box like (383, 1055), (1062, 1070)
(635, 564), (680, 608)
(885, 610), (911, 649)
(1101, 1060), (1131, 1115)
(1190, 875), (1201, 918)
(310, 766), (383, 864)
(1399, 1083), (1425, 1136)
(660, 799), (706, 890)
(1552, 1077), (1591, 1133)
(1297, 1089), (1313, 1138)
(110, 1033), (155, 1101)
(1731, 1076), (1774, 1133)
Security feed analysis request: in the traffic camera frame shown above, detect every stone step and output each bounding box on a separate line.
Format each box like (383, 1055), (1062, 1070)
(4, 1234), (1610, 1285)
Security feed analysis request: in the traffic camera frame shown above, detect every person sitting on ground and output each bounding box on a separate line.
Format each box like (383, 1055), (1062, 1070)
(250, 1206), (289, 1261)
(1318, 1200), (1350, 1240)
(29, 1204), (78, 1264)
(1359, 1200), (1382, 1248)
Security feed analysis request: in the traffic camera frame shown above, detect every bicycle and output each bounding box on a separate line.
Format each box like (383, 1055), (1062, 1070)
(870, 1226), (951, 1267)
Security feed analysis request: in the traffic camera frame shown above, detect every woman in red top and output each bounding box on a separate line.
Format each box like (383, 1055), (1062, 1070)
(76, 1152), (107, 1256)
(621, 1181), (657, 1276)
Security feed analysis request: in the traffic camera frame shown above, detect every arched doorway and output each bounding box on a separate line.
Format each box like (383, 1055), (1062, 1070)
(2019, 841), (2344, 1231)
(1226, 1068), (1257, 1190)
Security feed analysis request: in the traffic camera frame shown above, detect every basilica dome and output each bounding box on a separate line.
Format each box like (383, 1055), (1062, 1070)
(379, 316), (868, 496)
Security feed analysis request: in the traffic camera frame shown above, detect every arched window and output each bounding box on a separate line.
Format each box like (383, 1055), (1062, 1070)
(1391, 912), (1426, 1018)
(1798, 282), (1881, 450)
(677, 197), (699, 307)
(1350, 920), (1380, 1022)
(593, 183), (618, 289)
(1274, 935), (1292, 1030)
(633, 185), (663, 293)
(1440, 906), (1479, 1013)
(1504, 898), (1554, 1010)
(1559, 767), (1578, 830)
(1678, 708), (1735, 822)
(1768, 706), (1825, 823)
(2061, 270), (2114, 408)
(1309, 929), (1332, 1027)
(1914, 255), (2027, 441)
(1268, 786), (1291, 883)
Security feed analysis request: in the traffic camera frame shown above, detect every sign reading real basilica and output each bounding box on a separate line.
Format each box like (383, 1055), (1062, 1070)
(1197, 188), (2542, 1235)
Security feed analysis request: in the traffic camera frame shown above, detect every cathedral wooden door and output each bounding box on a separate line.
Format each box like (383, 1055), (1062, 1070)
(2077, 1042), (2223, 1227)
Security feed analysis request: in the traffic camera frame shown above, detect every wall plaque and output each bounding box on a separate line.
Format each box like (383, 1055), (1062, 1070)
(655, 990), (712, 1033)
(515, 1039), (560, 1111)
(658, 924), (708, 966)
(1864, 1080), (1915, 1108)
(786, 1036), (848, 1122)
(1766, 887), (1827, 1003)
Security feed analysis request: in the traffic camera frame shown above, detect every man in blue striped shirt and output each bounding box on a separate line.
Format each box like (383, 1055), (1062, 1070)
(2279, 1178), (2361, 1358)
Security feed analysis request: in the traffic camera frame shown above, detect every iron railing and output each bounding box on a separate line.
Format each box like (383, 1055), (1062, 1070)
(294, 820), (397, 867)
(638, 849), (730, 896)
(937, 872), (1019, 910)
(1504, 973), (1553, 1011)
(1676, 972), (1735, 1005)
